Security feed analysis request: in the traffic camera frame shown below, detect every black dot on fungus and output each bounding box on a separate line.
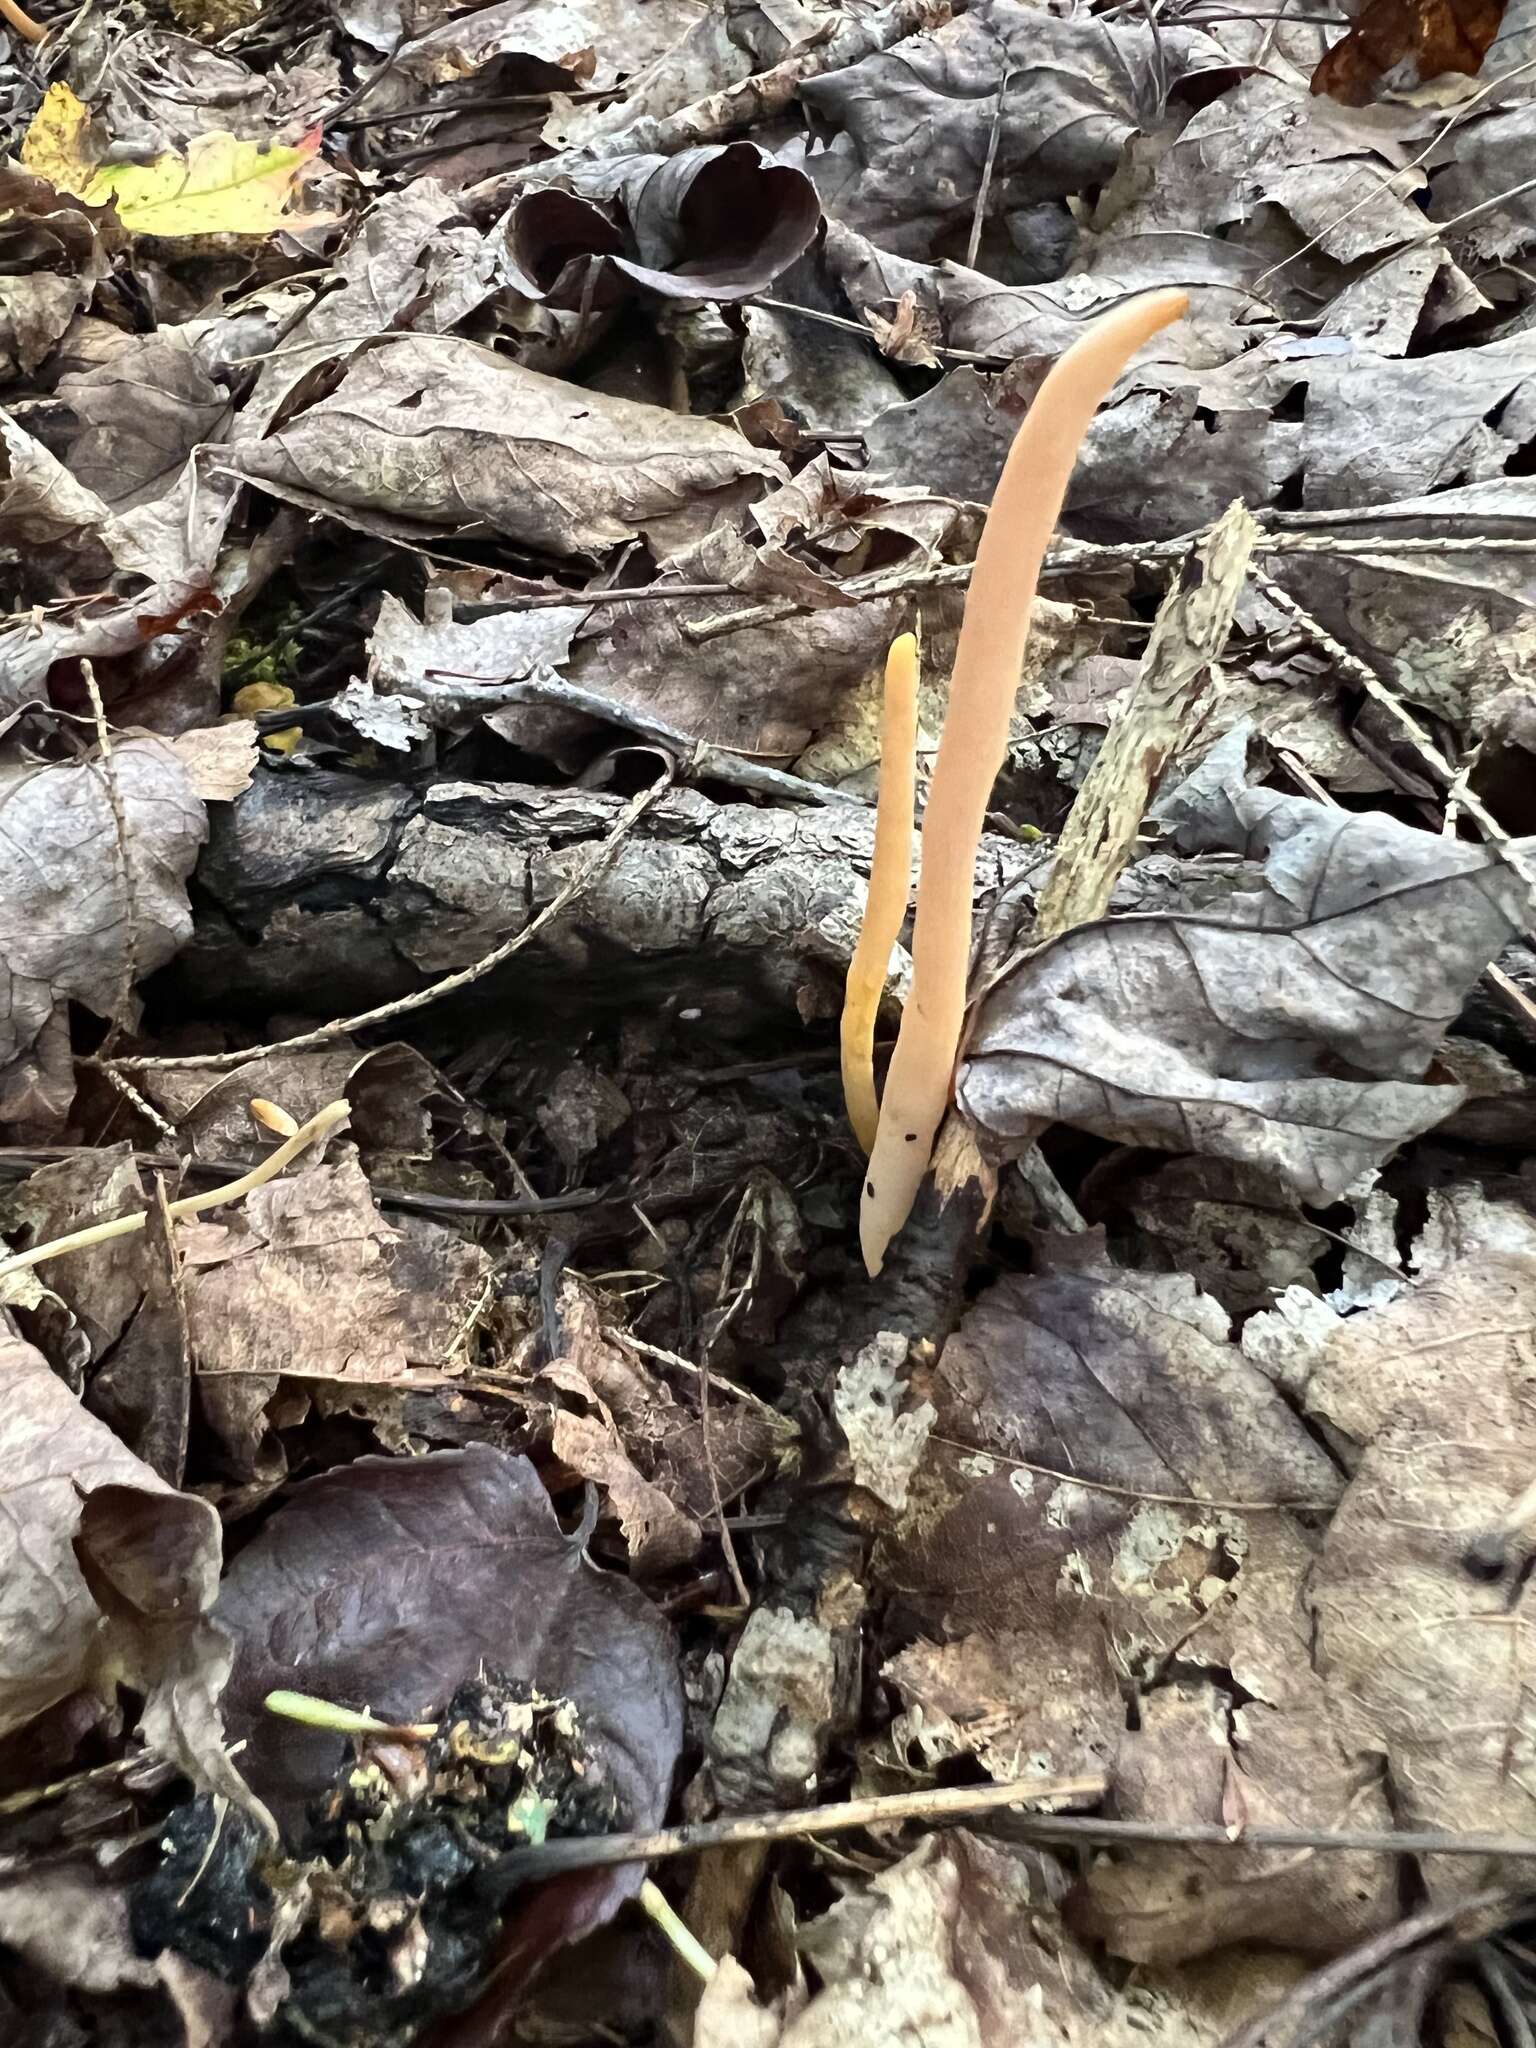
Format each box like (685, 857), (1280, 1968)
(866, 1181), (875, 1197)
(905, 1132), (917, 1142)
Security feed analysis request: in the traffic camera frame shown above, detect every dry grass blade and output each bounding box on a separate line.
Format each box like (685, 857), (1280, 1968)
(0, 1100), (351, 1281)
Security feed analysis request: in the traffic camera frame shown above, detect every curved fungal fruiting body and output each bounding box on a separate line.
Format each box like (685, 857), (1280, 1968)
(858, 289), (1189, 1277)
(842, 631), (920, 1154)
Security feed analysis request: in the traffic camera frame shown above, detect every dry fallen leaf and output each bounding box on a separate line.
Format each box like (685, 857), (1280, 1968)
(215, 1443), (684, 1850)
(229, 333), (786, 556)
(1312, 0), (1507, 104)
(0, 737), (205, 1128)
(959, 793), (1533, 1202)
(181, 1156), (492, 1382)
(21, 84), (333, 238)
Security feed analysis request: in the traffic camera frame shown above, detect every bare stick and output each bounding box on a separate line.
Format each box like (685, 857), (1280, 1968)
(1252, 568), (1536, 906)
(93, 768), (673, 1075)
(496, 1774), (1108, 1879)
(470, 0), (952, 190)
(1219, 1886), (1519, 2048)
(495, 1791), (1536, 1885)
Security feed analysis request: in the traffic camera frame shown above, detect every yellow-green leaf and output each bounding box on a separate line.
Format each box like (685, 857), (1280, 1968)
(20, 82), (330, 238)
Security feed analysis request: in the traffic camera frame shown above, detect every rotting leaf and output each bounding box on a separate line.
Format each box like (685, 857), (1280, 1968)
(699, 1829), (1121, 2048)
(878, 1242), (1398, 1960)
(0, 166), (123, 377)
(215, 1443), (683, 1846)
(1312, 0), (1507, 104)
(959, 794), (1533, 1204)
(537, 1277), (780, 1564)
(180, 1156), (493, 1383)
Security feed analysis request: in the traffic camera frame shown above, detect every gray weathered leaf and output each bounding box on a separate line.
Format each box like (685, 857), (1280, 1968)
(368, 588), (589, 700)
(823, 218), (1243, 373)
(959, 795), (1533, 1203)
(800, 0), (1227, 255)
(396, 0), (600, 83)
(51, 326), (232, 510)
(1097, 72), (1479, 344)
(0, 738), (205, 1126)
(78, 26), (337, 155)
(526, 143), (821, 303)
(238, 182), (497, 439)
(229, 334), (785, 555)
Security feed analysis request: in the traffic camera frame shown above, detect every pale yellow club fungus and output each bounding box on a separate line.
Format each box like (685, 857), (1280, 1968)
(841, 629), (920, 1154)
(858, 288), (1189, 1277)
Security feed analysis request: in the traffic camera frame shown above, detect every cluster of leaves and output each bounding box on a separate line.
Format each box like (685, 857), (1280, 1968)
(3, 0), (1536, 2044)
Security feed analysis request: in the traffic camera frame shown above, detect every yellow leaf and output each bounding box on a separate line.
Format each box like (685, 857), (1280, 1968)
(20, 82), (329, 238)
(19, 83), (94, 191)
(230, 682), (294, 715)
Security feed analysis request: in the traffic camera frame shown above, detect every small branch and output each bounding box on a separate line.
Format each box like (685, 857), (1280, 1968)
(414, 667), (859, 807)
(91, 767), (674, 1075)
(1033, 500), (1258, 939)
(1219, 1886), (1520, 2048)
(493, 1780), (1536, 1884)
(469, 0), (952, 196)
(1251, 567), (1536, 907)
(0, 1100), (351, 1282)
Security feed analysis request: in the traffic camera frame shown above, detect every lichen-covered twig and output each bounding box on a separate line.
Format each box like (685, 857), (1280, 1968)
(1031, 499), (1258, 940)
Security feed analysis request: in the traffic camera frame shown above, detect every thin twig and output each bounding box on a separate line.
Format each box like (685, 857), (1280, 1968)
(1251, 568), (1536, 905)
(696, 1184), (763, 1608)
(611, 1329), (795, 1432)
(1219, 1887), (1519, 2048)
(751, 295), (1008, 368)
(1251, 54), (1536, 289)
(80, 661), (139, 1054)
(91, 768), (674, 1075)
(927, 1435), (1338, 1513)
(493, 1787), (1536, 1883)
(415, 668), (860, 807)
(966, 61), (1013, 269)
(499, 1773), (1108, 1879)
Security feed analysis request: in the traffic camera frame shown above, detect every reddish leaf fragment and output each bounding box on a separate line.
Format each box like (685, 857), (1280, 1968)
(1311, 0), (1506, 104)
